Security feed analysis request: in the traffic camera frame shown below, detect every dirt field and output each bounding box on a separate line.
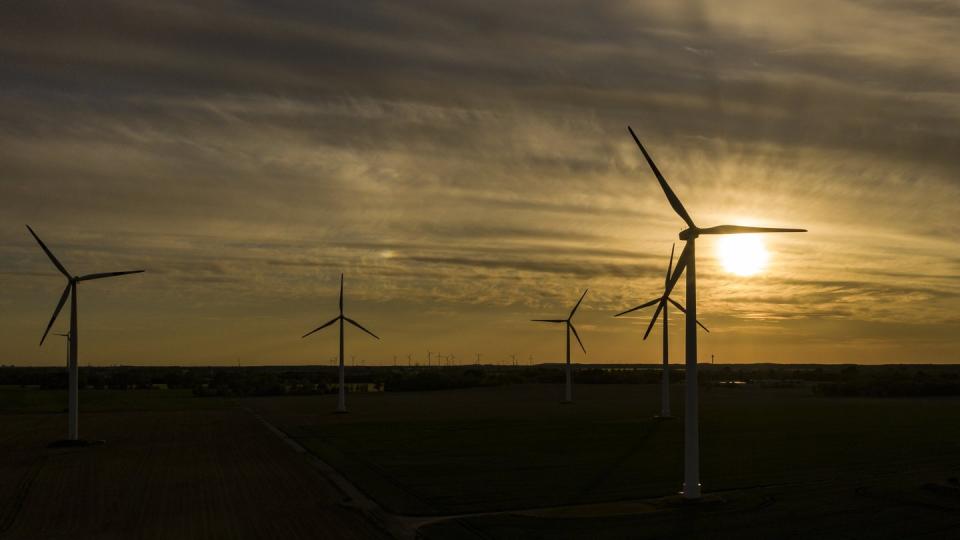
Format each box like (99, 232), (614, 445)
(0, 391), (389, 540)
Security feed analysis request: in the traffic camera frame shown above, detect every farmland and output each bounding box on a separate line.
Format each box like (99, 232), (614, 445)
(2, 379), (960, 539)
(0, 389), (389, 540)
(243, 382), (960, 538)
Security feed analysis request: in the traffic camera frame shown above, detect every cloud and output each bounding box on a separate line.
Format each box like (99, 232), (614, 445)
(1, 0), (957, 363)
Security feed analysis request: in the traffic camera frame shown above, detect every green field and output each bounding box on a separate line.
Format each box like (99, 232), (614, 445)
(2, 382), (960, 539)
(0, 387), (231, 414)
(0, 388), (388, 540)
(243, 383), (960, 538)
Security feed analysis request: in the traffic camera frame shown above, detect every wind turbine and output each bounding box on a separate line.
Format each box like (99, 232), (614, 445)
(27, 225), (144, 442)
(532, 289), (588, 403)
(627, 126), (805, 499)
(302, 274), (379, 413)
(54, 332), (71, 369)
(615, 244), (709, 419)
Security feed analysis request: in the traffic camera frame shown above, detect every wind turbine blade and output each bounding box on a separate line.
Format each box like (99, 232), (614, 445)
(642, 299), (666, 341)
(344, 317), (380, 340)
(662, 241), (690, 301)
(26, 225), (70, 278)
(302, 316), (340, 338)
(77, 270), (144, 281)
(698, 225), (806, 235)
(569, 322), (586, 354)
(569, 289), (588, 319)
(40, 284), (71, 346)
(531, 319), (565, 323)
(666, 297), (686, 313)
(614, 297), (661, 317)
(627, 127), (695, 228)
(339, 273), (344, 314)
(666, 297), (710, 332)
(666, 243), (675, 284)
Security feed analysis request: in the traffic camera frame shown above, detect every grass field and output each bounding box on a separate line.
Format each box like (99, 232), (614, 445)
(243, 383), (960, 538)
(3, 383), (960, 539)
(0, 387), (238, 415)
(0, 389), (389, 540)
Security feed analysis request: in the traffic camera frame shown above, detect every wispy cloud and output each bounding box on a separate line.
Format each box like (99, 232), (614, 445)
(1, 0), (957, 364)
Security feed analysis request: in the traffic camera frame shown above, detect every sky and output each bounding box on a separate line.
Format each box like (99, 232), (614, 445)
(1, 0), (958, 366)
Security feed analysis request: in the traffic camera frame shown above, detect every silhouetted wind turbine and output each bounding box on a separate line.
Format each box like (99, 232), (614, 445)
(302, 274), (379, 413)
(615, 244), (709, 419)
(533, 289), (588, 403)
(628, 126), (805, 499)
(27, 225), (144, 442)
(54, 332), (71, 369)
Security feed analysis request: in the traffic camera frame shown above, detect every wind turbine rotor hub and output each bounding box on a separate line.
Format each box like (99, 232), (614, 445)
(679, 228), (699, 241)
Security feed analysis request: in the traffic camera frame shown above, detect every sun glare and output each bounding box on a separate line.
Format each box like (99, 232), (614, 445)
(717, 235), (769, 276)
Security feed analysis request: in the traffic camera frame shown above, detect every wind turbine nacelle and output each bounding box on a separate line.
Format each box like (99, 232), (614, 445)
(679, 228), (699, 241)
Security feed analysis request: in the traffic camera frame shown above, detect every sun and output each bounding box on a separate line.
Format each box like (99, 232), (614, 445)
(717, 235), (769, 276)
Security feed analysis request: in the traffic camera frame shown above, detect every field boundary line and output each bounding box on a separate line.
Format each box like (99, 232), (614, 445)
(244, 407), (419, 539)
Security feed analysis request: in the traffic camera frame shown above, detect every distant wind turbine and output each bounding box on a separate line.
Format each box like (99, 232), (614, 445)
(27, 225), (144, 442)
(533, 289), (588, 403)
(628, 126), (805, 499)
(302, 274), (379, 413)
(615, 244), (709, 418)
(54, 332), (71, 369)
